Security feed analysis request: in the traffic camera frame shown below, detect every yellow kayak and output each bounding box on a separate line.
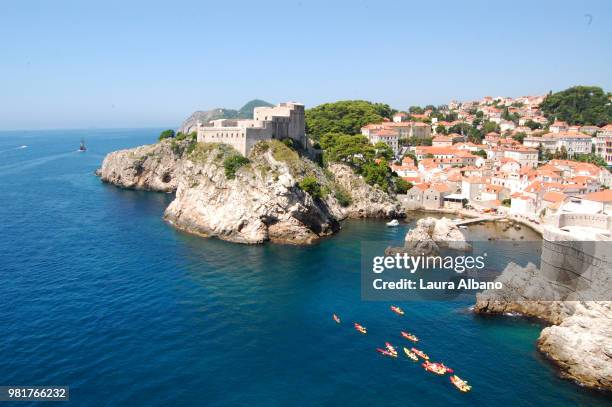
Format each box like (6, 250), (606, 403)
(450, 375), (472, 392)
(403, 347), (418, 361)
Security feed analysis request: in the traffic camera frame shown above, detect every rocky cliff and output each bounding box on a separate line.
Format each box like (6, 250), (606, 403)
(98, 139), (404, 244)
(97, 139), (190, 192)
(386, 217), (471, 256)
(474, 227), (612, 391)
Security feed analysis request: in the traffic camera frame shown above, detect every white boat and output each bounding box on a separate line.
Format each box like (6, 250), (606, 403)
(386, 219), (400, 227)
(458, 225), (468, 229)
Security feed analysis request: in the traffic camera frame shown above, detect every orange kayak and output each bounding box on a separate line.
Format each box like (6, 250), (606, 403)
(411, 348), (429, 360)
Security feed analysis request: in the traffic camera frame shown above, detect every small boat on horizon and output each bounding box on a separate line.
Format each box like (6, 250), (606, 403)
(79, 138), (87, 152)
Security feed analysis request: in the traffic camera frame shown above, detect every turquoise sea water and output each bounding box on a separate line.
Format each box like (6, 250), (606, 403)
(0, 128), (610, 406)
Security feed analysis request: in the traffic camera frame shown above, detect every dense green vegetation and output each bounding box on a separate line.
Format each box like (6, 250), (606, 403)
(394, 178), (412, 194)
(333, 187), (352, 207)
(305, 100), (395, 139)
(223, 155), (250, 179)
(473, 149), (487, 158)
(158, 129), (175, 141)
(572, 153), (608, 168)
(540, 86), (612, 126)
(298, 176), (323, 199)
(400, 136), (432, 146)
(318, 132), (404, 193)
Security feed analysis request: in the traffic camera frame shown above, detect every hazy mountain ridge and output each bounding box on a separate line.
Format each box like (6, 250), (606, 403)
(177, 99), (274, 134)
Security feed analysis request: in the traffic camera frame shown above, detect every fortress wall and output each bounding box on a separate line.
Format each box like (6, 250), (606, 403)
(555, 213), (611, 231)
(540, 227), (611, 300)
(198, 128), (247, 155)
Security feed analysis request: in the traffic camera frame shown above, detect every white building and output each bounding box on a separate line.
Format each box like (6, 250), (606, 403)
(523, 132), (592, 157)
(197, 102), (305, 156)
(595, 125), (612, 165)
(504, 147), (538, 168)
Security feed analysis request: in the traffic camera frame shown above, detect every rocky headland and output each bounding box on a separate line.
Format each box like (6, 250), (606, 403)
(474, 227), (612, 392)
(386, 217), (471, 256)
(98, 138), (403, 244)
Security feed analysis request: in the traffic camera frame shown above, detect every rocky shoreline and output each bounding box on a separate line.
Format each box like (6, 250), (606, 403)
(474, 229), (612, 392)
(97, 139), (404, 244)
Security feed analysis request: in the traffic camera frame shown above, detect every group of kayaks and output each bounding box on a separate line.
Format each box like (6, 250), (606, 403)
(332, 305), (472, 393)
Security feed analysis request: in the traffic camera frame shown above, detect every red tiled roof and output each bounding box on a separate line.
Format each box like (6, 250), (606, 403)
(582, 190), (612, 203)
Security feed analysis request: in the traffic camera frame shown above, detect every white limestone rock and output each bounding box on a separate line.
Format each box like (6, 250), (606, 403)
(97, 139), (188, 192)
(97, 140), (404, 245)
(401, 217), (471, 255)
(475, 260), (612, 391)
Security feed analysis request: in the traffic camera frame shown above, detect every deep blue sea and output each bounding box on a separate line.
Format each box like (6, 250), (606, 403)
(0, 128), (610, 406)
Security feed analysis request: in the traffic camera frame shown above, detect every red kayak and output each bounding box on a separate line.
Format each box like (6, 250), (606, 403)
(411, 348), (429, 360)
(385, 342), (398, 355)
(377, 348), (396, 358)
(354, 323), (367, 334)
(422, 361), (453, 375)
(401, 331), (419, 342)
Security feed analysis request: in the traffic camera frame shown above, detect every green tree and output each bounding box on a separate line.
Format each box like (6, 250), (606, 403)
(524, 120), (542, 130)
(448, 122), (471, 135)
(482, 121), (500, 134)
(539, 85), (612, 126)
(223, 155), (250, 179)
(158, 129), (175, 141)
(573, 153), (608, 168)
(435, 125), (447, 134)
(409, 106), (424, 114)
(473, 149), (487, 158)
(373, 141), (394, 160)
(468, 127), (483, 143)
(305, 100), (395, 139)
(512, 132), (527, 143)
(320, 133), (375, 167)
(394, 178), (412, 194)
(298, 176), (323, 199)
(361, 160), (392, 191)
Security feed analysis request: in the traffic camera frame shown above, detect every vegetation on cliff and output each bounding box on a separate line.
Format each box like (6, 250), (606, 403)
(316, 132), (405, 194)
(540, 86), (612, 126)
(305, 100), (395, 139)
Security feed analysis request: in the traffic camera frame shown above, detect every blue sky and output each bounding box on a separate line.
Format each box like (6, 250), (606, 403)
(1, 0), (611, 130)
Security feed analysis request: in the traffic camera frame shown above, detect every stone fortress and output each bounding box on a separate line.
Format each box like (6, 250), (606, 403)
(196, 102), (306, 156)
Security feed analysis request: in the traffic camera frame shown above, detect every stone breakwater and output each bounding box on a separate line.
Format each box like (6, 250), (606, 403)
(98, 139), (404, 244)
(475, 227), (612, 392)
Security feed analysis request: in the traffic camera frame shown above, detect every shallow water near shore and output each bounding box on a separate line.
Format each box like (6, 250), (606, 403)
(0, 129), (610, 406)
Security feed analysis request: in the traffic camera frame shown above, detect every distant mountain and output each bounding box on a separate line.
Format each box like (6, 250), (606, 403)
(177, 99), (274, 134)
(237, 99), (274, 118)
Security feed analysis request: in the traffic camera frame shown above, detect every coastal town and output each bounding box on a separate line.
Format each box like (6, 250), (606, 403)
(359, 94), (612, 225)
